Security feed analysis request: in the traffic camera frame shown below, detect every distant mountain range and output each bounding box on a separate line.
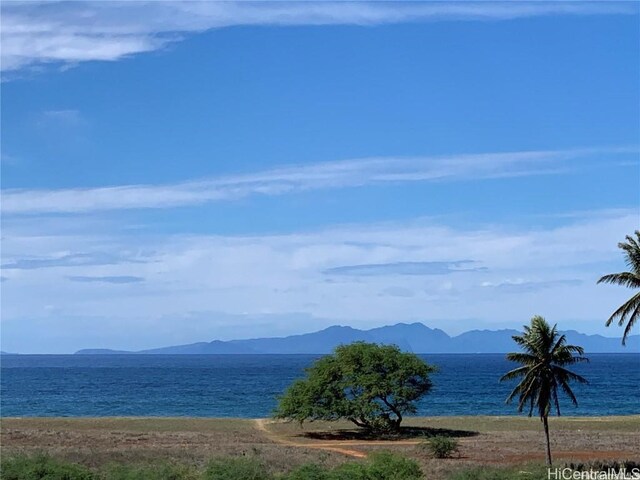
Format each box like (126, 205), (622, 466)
(75, 322), (639, 354)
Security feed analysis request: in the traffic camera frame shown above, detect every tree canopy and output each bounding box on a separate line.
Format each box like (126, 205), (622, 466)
(274, 342), (435, 433)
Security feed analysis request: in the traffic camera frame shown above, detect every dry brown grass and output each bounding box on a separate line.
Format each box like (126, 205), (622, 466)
(2, 416), (638, 480)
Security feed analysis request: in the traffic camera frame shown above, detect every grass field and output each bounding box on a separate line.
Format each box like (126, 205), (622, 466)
(2, 416), (639, 479)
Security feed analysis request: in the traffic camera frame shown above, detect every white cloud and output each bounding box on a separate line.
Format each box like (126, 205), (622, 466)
(1, 146), (633, 214)
(38, 109), (84, 124)
(1, 208), (637, 352)
(1, 1), (636, 73)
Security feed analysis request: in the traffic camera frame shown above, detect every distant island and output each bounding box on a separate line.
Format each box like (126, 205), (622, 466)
(75, 322), (639, 355)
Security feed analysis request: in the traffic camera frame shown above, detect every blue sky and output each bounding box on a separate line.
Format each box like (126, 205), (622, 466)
(1, 1), (639, 353)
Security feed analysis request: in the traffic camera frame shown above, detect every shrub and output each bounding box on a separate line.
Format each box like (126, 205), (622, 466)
(281, 463), (330, 480)
(328, 462), (369, 480)
(422, 435), (459, 459)
(282, 452), (423, 480)
(0, 453), (94, 480)
(204, 457), (272, 480)
(365, 452), (423, 480)
(101, 462), (199, 480)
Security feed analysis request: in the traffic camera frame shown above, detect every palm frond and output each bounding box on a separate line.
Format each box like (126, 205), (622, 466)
(550, 334), (567, 356)
(556, 376), (579, 408)
(597, 272), (640, 289)
(505, 352), (538, 365)
(604, 291), (640, 328)
(599, 231), (640, 344)
(551, 381), (561, 416)
(621, 303), (640, 346)
(553, 366), (588, 385)
(500, 365), (530, 381)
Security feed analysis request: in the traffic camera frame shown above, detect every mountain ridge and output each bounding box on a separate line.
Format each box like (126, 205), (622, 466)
(75, 322), (639, 355)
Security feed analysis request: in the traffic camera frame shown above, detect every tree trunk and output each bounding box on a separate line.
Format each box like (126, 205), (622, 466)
(542, 415), (552, 466)
(348, 417), (369, 429)
(378, 396), (403, 431)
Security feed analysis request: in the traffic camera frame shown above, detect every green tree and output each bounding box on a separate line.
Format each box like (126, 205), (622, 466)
(274, 342), (435, 433)
(597, 230), (640, 345)
(500, 316), (588, 466)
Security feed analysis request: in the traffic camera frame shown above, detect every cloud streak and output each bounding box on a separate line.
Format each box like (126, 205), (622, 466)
(2, 1), (636, 73)
(480, 278), (582, 293)
(324, 260), (484, 276)
(67, 275), (144, 284)
(1, 252), (145, 270)
(2, 147), (633, 215)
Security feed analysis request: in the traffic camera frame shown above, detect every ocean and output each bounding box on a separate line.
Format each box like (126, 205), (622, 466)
(1, 354), (638, 417)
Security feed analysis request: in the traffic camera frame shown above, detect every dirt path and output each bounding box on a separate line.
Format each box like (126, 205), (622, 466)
(254, 419), (424, 459)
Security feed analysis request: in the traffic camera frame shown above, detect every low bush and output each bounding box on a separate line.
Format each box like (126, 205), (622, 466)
(365, 452), (424, 480)
(204, 457), (272, 480)
(281, 463), (330, 480)
(101, 462), (199, 480)
(305, 452), (424, 480)
(421, 435), (459, 458)
(282, 452), (423, 480)
(0, 453), (94, 480)
(327, 462), (370, 480)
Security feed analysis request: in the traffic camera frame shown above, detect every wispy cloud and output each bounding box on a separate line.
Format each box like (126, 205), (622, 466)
(379, 286), (415, 298)
(325, 260), (484, 276)
(1, 1), (636, 73)
(2, 147), (633, 215)
(37, 109), (84, 126)
(480, 278), (582, 293)
(0, 152), (20, 166)
(67, 275), (144, 284)
(1, 252), (145, 270)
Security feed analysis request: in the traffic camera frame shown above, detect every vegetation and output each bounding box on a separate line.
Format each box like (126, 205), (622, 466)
(0, 452), (424, 480)
(446, 464), (548, 480)
(274, 342), (435, 433)
(597, 230), (640, 344)
(103, 462), (199, 480)
(283, 452), (423, 480)
(204, 457), (270, 480)
(420, 435), (459, 458)
(0, 453), (94, 480)
(500, 316), (588, 466)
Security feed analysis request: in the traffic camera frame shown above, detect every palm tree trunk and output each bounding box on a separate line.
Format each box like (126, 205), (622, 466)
(542, 415), (552, 466)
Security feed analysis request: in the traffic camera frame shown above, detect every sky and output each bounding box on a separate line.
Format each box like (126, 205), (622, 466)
(1, 1), (639, 354)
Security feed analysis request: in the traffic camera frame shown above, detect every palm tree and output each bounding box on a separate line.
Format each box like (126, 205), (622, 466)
(597, 230), (640, 345)
(500, 316), (588, 466)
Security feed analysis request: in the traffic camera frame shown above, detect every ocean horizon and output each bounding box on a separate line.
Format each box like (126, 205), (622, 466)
(2, 353), (638, 418)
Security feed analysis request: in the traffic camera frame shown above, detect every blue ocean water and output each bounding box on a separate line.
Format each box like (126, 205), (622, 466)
(1, 354), (638, 417)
